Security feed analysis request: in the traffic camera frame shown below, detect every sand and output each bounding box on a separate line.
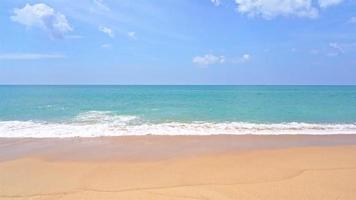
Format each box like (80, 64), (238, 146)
(1, 135), (356, 200)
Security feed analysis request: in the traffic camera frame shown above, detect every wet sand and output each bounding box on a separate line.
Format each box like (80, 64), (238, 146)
(1, 135), (356, 199)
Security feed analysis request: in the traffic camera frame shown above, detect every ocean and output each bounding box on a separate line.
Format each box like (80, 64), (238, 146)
(0, 85), (355, 137)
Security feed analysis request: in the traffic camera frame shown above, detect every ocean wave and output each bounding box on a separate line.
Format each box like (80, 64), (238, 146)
(74, 111), (138, 124)
(0, 119), (356, 138)
(0, 111), (355, 138)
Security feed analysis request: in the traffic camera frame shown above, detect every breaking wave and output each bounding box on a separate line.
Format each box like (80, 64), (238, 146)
(0, 111), (356, 138)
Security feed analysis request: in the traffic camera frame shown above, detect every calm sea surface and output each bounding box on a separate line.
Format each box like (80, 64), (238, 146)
(0, 86), (355, 137)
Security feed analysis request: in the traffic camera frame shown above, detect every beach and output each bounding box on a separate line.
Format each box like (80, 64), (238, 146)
(1, 86), (356, 199)
(1, 135), (356, 200)
(2, 0), (356, 198)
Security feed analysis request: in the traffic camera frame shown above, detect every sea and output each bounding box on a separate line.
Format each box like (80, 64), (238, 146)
(0, 85), (356, 137)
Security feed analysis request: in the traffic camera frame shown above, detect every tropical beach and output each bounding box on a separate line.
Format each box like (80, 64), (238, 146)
(1, 0), (356, 199)
(0, 86), (356, 199)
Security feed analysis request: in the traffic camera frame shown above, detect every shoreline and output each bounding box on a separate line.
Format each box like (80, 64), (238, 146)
(2, 118), (356, 138)
(2, 134), (356, 161)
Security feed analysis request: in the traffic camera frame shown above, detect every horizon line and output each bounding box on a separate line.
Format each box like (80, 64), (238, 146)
(1, 84), (356, 86)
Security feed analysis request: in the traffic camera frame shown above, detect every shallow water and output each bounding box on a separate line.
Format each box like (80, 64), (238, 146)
(0, 85), (355, 137)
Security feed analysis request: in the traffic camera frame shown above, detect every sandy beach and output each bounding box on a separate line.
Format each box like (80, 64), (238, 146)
(3, 0), (356, 198)
(1, 135), (356, 200)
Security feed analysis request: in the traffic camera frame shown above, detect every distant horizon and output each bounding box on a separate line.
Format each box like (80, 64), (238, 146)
(1, 84), (356, 86)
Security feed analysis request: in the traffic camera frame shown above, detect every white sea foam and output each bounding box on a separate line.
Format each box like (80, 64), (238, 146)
(74, 111), (138, 124)
(0, 111), (355, 138)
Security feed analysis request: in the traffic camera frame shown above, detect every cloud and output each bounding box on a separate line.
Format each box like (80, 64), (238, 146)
(99, 26), (114, 38)
(231, 54), (251, 63)
(193, 53), (251, 66)
(318, 0), (343, 8)
(11, 3), (72, 38)
(234, 0), (345, 19)
(0, 53), (65, 60)
(329, 42), (344, 55)
(101, 43), (112, 48)
(211, 0), (221, 6)
(127, 32), (137, 40)
(93, 0), (110, 11)
(192, 54), (225, 66)
(235, 0), (319, 19)
(241, 54), (251, 62)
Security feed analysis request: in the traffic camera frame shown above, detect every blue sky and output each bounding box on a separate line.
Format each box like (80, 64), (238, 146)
(0, 0), (356, 84)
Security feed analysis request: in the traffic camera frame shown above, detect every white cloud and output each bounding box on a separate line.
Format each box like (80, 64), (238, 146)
(241, 54), (251, 61)
(99, 26), (114, 38)
(193, 53), (251, 66)
(93, 0), (110, 11)
(0, 53), (65, 60)
(192, 54), (225, 66)
(101, 43), (112, 48)
(235, 0), (319, 19)
(329, 42), (344, 55)
(127, 32), (137, 40)
(11, 3), (72, 38)
(318, 0), (343, 8)
(231, 54), (252, 63)
(211, 0), (221, 6)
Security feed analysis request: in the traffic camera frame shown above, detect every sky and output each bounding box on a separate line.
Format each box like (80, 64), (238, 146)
(0, 0), (356, 85)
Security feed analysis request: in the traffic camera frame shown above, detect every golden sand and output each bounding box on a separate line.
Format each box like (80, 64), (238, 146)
(1, 136), (356, 199)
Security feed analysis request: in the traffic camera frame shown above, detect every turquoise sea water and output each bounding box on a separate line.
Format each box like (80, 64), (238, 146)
(0, 86), (356, 137)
